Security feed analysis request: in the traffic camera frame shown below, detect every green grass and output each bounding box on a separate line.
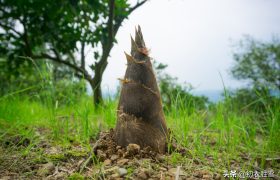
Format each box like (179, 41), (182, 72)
(0, 86), (279, 178)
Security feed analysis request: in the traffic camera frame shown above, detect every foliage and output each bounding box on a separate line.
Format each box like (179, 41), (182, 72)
(231, 36), (280, 90)
(0, 57), (40, 95)
(0, 0), (147, 106)
(227, 87), (279, 115)
(153, 61), (209, 112)
(0, 60), (87, 107)
(39, 79), (87, 106)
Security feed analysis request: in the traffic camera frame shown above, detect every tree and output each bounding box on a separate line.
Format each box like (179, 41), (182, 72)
(231, 36), (280, 90)
(0, 0), (147, 106)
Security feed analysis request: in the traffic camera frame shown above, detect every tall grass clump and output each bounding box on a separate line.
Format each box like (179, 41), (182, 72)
(163, 86), (279, 170)
(0, 61), (101, 145)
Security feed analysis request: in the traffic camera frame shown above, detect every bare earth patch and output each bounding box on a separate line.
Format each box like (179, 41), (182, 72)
(0, 129), (279, 179)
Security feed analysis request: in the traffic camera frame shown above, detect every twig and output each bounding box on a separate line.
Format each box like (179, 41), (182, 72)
(175, 166), (181, 180)
(79, 154), (93, 174)
(79, 134), (107, 173)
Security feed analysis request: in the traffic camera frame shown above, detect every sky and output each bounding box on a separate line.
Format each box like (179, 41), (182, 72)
(100, 0), (280, 94)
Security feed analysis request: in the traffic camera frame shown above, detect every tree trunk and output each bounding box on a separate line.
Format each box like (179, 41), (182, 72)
(90, 81), (101, 107)
(90, 55), (109, 107)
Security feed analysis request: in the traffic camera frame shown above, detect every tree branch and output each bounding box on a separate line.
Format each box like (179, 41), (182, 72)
(128, 0), (148, 15)
(0, 22), (22, 37)
(20, 19), (33, 57)
(68, 51), (78, 67)
(96, 0), (115, 71)
(113, 0), (148, 36)
(96, 0), (148, 78)
(52, 48), (62, 61)
(81, 41), (85, 70)
(32, 53), (91, 80)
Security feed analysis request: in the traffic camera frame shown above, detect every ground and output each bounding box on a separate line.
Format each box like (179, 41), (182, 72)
(0, 127), (279, 180)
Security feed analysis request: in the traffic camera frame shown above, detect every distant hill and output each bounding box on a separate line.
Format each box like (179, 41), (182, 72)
(191, 90), (224, 103)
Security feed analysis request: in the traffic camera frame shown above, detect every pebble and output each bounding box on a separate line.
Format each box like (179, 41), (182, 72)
(137, 171), (148, 179)
(103, 159), (112, 166)
(127, 144), (140, 155)
(118, 168), (127, 177)
(110, 154), (119, 161)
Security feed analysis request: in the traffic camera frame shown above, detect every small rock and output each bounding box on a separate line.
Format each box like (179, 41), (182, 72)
(137, 171), (148, 179)
(127, 144), (140, 155)
(97, 149), (107, 161)
(116, 146), (122, 150)
(117, 158), (129, 166)
(111, 154), (119, 161)
(104, 159), (112, 166)
(118, 168), (127, 177)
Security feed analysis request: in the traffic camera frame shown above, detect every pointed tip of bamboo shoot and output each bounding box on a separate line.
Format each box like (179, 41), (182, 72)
(135, 25), (145, 48)
(124, 51), (133, 63)
(130, 35), (138, 55)
(137, 25), (144, 42)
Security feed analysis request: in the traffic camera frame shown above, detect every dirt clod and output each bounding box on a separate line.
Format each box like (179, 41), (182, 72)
(127, 143), (140, 155)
